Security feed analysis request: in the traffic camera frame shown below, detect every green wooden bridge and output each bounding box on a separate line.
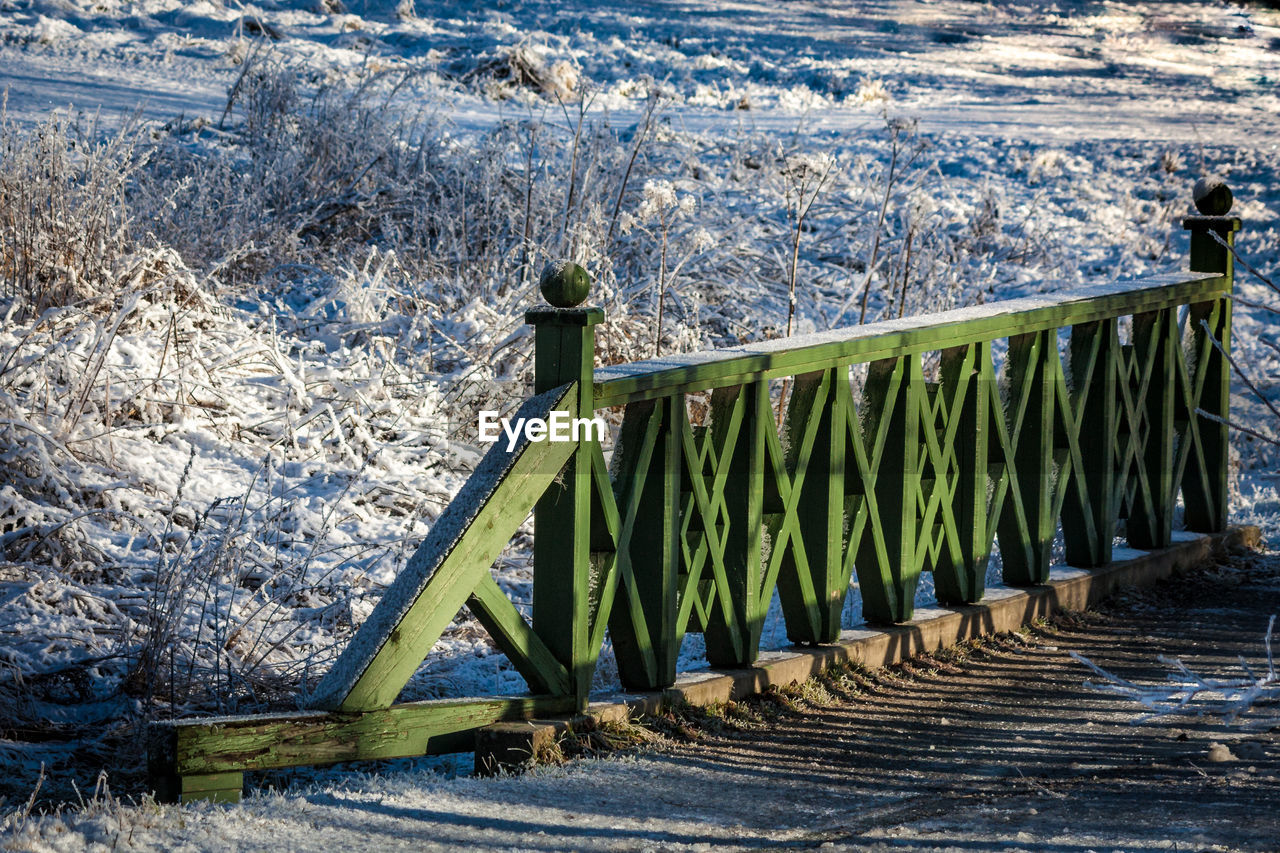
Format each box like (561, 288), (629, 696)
(148, 202), (1243, 804)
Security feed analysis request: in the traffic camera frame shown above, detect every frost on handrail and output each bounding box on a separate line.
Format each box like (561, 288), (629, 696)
(592, 272), (1225, 405)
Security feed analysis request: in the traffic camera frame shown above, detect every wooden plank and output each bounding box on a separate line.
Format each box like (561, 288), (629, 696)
(593, 274), (1226, 407)
(1112, 342), (1144, 534)
(180, 773), (244, 804)
(159, 695), (576, 777)
(844, 362), (894, 623)
(677, 412), (742, 653)
(757, 392), (810, 640)
(1168, 322), (1208, 521)
(916, 373), (963, 600)
(651, 396), (683, 681)
(1185, 216), (1241, 275)
(609, 397), (682, 690)
(532, 440), (594, 711)
(306, 384), (579, 713)
(585, 446), (623, 662)
(1181, 216), (1235, 532)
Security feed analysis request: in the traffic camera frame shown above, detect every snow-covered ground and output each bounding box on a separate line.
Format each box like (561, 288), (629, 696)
(0, 0), (1278, 820)
(5, 0), (1280, 140)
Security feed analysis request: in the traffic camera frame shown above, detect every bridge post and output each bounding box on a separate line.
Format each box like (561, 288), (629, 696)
(526, 262), (603, 709)
(1182, 178), (1240, 533)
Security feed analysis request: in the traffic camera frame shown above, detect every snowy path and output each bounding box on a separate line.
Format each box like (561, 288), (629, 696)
(0, 50), (230, 126)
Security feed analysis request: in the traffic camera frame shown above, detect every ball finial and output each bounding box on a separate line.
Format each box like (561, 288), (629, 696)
(539, 260), (591, 308)
(1193, 176), (1233, 216)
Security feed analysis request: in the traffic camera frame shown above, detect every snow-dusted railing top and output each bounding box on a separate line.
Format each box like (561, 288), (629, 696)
(149, 208), (1243, 806)
(592, 272), (1225, 407)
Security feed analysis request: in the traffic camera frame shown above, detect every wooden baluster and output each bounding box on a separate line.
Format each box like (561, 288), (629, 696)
(1061, 319), (1118, 567)
(934, 343), (991, 603)
(1127, 308), (1177, 550)
(777, 368), (847, 643)
(998, 330), (1055, 585)
(609, 395), (682, 690)
(856, 355), (923, 623)
(703, 381), (767, 666)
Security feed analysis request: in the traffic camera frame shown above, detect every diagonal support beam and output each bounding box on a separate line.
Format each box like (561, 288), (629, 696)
(307, 384), (580, 713)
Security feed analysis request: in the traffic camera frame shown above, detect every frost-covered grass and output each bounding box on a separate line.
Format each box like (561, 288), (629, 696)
(0, 0), (1278, 814)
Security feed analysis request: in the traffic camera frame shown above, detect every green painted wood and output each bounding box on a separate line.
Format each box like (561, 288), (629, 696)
(758, 380), (817, 643)
(843, 362), (894, 622)
(652, 396), (684, 678)
(933, 343), (991, 603)
(153, 233), (1247, 801)
(467, 574), (572, 696)
(583, 445), (625, 676)
(147, 723), (247, 804)
(981, 351), (1018, 552)
(180, 772), (244, 804)
(608, 397), (682, 690)
(676, 411), (741, 652)
(307, 384), (581, 713)
(997, 331), (1056, 586)
(588, 441), (622, 549)
(1183, 298), (1230, 531)
(532, 446), (592, 710)
(673, 417), (713, 640)
(531, 309), (603, 710)
(855, 356), (923, 623)
(776, 369), (846, 643)
(1046, 337), (1080, 550)
(1181, 214), (1234, 534)
(914, 382), (950, 586)
(1169, 316), (1206, 513)
(1184, 216), (1241, 276)
(159, 695), (576, 780)
(703, 382), (766, 665)
(593, 274), (1225, 407)
(1114, 332), (1149, 544)
(1060, 319), (1117, 566)
(1127, 309), (1177, 549)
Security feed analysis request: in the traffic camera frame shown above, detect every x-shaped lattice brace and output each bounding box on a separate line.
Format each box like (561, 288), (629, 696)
(1180, 298), (1231, 532)
(1117, 307), (1178, 549)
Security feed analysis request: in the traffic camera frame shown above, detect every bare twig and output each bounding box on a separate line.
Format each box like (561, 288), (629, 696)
(1070, 615), (1279, 724)
(1200, 318), (1280, 426)
(1211, 230), (1280, 299)
(1194, 408), (1280, 447)
(606, 90), (662, 247)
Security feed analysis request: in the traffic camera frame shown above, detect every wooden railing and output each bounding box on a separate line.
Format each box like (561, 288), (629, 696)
(148, 210), (1241, 803)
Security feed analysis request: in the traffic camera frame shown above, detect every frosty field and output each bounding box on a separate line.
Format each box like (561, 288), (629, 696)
(0, 0), (1278, 840)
